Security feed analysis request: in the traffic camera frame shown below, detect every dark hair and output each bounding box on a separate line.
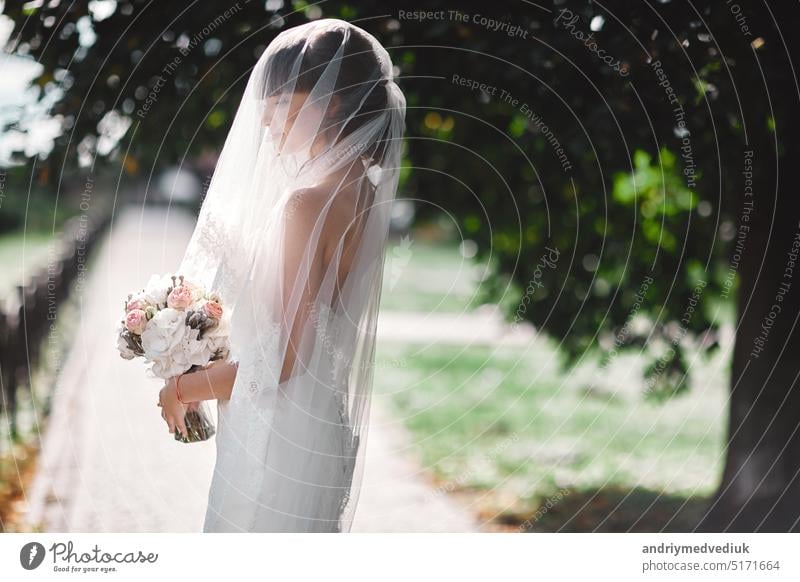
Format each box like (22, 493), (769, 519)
(260, 22), (391, 161)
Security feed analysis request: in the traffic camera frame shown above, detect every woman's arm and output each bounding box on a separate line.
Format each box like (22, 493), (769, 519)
(160, 359), (237, 409)
(278, 189), (326, 384)
(176, 360), (239, 403)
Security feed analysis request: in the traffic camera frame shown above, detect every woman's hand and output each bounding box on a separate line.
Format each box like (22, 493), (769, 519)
(159, 377), (187, 439)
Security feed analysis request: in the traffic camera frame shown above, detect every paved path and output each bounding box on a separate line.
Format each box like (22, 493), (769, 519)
(378, 307), (535, 347)
(20, 204), (482, 533)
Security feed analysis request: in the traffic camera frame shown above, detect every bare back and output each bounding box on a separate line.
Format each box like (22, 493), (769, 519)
(320, 169), (376, 308)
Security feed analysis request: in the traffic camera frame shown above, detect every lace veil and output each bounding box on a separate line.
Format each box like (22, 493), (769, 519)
(177, 18), (406, 532)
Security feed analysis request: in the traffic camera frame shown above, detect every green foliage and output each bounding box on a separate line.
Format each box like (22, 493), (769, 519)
(612, 148), (698, 252)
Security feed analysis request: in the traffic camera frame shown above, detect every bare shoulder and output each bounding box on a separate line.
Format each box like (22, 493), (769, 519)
(284, 185), (357, 226)
(281, 185), (359, 266)
(283, 187), (329, 226)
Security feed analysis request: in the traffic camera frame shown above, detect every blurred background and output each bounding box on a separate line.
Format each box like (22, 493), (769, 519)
(1, 0), (799, 533)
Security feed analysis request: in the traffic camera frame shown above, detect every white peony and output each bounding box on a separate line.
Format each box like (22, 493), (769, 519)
(182, 327), (213, 368)
(149, 356), (190, 379)
(141, 307), (186, 362)
(202, 314), (231, 356)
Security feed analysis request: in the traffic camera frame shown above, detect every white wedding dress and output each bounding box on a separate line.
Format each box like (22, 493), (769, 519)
(175, 19), (405, 533)
(203, 300), (360, 532)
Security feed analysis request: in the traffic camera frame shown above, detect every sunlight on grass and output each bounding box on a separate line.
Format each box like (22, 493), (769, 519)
(375, 339), (727, 518)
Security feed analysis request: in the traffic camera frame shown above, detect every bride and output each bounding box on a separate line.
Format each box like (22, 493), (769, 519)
(156, 19), (405, 532)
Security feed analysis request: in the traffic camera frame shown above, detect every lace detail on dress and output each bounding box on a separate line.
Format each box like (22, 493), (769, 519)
(224, 314), (283, 531)
(311, 301), (359, 530)
(182, 212), (250, 307)
(314, 302), (349, 429)
(337, 403), (359, 521)
(315, 301), (354, 386)
(232, 322), (283, 396)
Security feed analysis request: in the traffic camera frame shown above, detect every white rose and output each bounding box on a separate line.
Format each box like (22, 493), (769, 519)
(184, 279), (205, 303)
(144, 273), (174, 307)
(140, 307), (186, 361)
(129, 291), (158, 310)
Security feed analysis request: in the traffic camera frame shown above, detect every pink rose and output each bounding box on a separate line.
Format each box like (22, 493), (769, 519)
(125, 309), (148, 335)
(202, 300), (223, 319)
(167, 285), (193, 310)
(126, 298), (146, 312)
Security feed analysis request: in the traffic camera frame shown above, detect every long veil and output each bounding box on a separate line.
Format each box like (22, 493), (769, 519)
(176, 18), (405, 532)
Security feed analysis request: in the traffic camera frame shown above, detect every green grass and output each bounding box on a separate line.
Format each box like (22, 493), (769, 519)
(0, 232), (56, 297)
(374, 338), (728, 520)
(380, 237), (490, 313)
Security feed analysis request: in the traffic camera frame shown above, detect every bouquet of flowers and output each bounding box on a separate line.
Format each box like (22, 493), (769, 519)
(116, 273), (229, 443)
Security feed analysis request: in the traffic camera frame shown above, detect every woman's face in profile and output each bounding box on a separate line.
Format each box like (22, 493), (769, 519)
(261, 90), (316, 154)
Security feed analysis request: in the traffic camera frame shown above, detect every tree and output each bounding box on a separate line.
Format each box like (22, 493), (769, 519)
(5, 0), (800, 531)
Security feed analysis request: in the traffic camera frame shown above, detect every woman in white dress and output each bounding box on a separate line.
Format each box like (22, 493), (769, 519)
(157, 18), (406, 532)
